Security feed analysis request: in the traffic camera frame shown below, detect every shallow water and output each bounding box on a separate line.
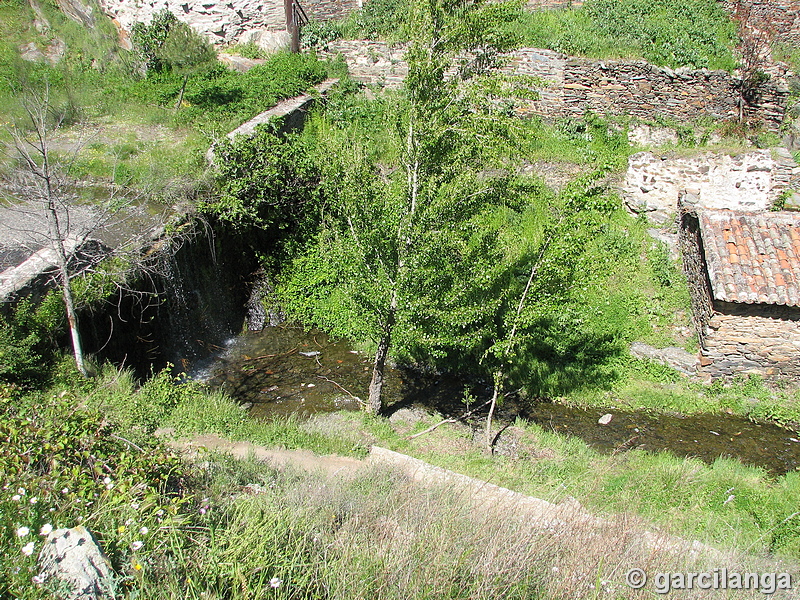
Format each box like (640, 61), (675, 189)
(201, 326), (800, 476)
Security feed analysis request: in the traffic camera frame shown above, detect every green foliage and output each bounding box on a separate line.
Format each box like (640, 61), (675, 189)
(331, 0), (411, 41)
(227, 41), (266, 60)
(0, 387), (194, 598)
(131, 9), (178, 73)
(0, 296), (72, 386)
(0, 304), (42, 385)
(208, 126), (321, 261)
(158, 20), (216, 77)
(508, 0), (737, 69)
(301, 19), (344, 51)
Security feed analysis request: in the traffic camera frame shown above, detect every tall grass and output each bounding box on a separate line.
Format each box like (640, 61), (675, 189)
(130, 456), (778, 599)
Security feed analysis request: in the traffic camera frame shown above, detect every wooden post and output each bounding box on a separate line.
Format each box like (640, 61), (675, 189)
(285, 0), (300, 52)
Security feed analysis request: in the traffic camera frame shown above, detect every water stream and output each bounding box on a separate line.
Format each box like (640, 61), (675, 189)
(199, 326), (800, 476)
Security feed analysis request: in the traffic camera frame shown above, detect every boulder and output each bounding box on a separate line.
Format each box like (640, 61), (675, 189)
(37, 526), (114, 600)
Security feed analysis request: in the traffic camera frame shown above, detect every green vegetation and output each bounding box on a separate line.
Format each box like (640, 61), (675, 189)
(303, 0), (738, 70)
(1, 0), (799, 596)
(2, 364), (798, 598)
(509, 0), (737, 69)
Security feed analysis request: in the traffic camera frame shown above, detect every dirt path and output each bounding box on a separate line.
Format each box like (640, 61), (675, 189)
(170, 433), (366, 476)
(170, 433), (734, 565)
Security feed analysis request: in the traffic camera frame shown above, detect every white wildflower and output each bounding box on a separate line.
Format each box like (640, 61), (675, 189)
(29, 497), (38, 504)
(16, 526), (30, 537)
(21, 542), (35, 556)
(32, 573), (46, 584)
(11, 494), (20, 502)
(39, 524), (53, 536)
(103, 477), (112, 485)
(17, 487), (25, 496)
(270, 577), (282, 588)
(131, 541), (144, 551)
(139, 526), (148, 535)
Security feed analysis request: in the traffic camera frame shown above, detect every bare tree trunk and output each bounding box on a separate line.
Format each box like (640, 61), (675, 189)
(485, 370), (502, 452)
(58, 258), (89, 377)
(44, 175), (90, 378)
(9, 85), (91, 377)
(367, 292), (397, 415)
(175, 74), (188, 112)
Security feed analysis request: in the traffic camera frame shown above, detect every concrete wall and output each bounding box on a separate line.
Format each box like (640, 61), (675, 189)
(624, 149), (800, 214)
(701, 301), (800, 379)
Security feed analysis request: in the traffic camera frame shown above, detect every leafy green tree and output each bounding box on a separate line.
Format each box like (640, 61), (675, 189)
(477, 169), (618, 449)
(283, 0), (530, 415)
(131, 11), (216, 110)
(158, 20), (217, 111)
(131, 9), (178, 73)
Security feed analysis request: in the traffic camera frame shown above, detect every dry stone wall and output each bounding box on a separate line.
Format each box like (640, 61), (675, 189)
(97, 0), (358, 47)
(624, 149), (800, 214)
(702, 302), (800, 379)
(525, 0), (582, 9)
(721, 0), (800, 48)
(322, 42), (789, 132)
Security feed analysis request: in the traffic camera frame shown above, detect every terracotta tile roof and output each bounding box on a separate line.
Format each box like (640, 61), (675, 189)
(699, 210), (800, 307)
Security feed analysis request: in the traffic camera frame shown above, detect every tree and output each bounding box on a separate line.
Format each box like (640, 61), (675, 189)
(3, 86), (173, 378)
(131, 9), (178, 73)
(4, 87), (91, 376)
(131, 11), (217, 110)
(478, 169), (617, 450)
(158, 21), (217, 112)
(283, 0), (531, 415)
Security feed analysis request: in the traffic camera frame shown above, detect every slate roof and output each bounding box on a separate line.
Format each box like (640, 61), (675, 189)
(699, 210), (800, 307)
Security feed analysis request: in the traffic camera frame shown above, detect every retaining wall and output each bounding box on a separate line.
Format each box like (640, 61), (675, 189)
(321, 41), (790, 132)
(624, 149), (800, 214)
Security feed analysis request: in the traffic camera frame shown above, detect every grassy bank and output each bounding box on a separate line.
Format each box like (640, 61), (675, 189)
(2, 363), (798, 598)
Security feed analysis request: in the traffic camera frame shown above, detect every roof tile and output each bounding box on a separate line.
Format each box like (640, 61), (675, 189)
(698, 210), (800, 308)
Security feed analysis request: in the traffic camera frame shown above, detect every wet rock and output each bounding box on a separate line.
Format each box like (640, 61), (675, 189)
(37, 526), (113, 599)
(630, 342), (698, 376)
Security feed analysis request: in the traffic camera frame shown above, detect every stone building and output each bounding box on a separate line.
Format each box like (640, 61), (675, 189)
(679, 207), (800, 380)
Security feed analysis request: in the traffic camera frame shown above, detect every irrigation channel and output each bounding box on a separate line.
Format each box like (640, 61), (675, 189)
(195, 325), (800, 476)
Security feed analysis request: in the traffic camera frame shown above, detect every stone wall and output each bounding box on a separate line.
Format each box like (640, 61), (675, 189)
(679, 210), (715, 346)
(97, 0), (358, 47)
(701, 301), (800, 379)
(304, 0), (359, 21)
(321, 42), (790, 132)
(525, 0), (582, 9)
(721, 0), (800, 48)
(624, 149), (800, 215)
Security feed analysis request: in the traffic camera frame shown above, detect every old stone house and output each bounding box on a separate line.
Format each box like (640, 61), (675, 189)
(679, 206), (800, 380)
